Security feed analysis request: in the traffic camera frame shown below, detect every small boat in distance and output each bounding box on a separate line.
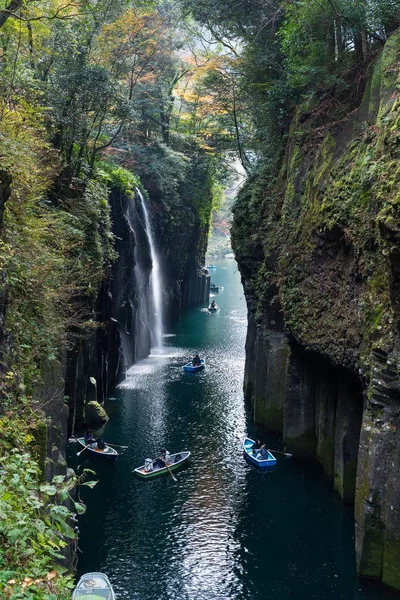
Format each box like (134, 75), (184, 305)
(208, 302), (219, 312)
(134, 451), (191, 479)
(73, 572), (116, 600)
(243, 438), (276, 468)
(206, 264), (217, 269)
(183, 359), (205, 372)
(77, 437), (118, 460)
(210, 283), (219, 292)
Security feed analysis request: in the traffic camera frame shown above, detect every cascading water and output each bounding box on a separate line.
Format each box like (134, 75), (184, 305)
(136, 188), (163, 348)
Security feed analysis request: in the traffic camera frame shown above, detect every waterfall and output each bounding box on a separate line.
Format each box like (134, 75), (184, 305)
(136, 188), (163, 348)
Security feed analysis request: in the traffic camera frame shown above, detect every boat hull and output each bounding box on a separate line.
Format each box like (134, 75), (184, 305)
(77, 437), (118, 460)
(72, 572), (116, 600)
(134, 451), (191, 479)
(208, 305), (218, 312)
(183, 360), (205, 372)
(243, 438), (276, 468)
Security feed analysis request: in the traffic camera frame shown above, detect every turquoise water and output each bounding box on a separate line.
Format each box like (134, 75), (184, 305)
(71, 260), (396, 600)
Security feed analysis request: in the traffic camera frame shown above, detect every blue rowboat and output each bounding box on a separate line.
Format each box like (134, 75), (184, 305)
(73, 572), (116, 600)
(183, 359), (205, 372)
(206, 264), (217, 269)
(208, 303), (219, 312)
(210, 283), (219, 292)
(243, 437), (276, 468)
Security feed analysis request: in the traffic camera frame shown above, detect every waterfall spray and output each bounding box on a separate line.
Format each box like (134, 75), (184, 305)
(136, 188), (163, 348)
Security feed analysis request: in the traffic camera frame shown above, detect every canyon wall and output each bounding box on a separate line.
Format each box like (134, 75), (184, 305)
(65, 171), (212, 428)
(232, 33), (400, 589)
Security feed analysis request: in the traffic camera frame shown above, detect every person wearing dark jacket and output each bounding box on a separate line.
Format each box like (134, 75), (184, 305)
(96, 437), (106, 450)
(84, 429), (96, 445)
(192, 354), (201, 366)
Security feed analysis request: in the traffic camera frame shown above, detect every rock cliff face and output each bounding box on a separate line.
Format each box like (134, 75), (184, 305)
(65, 174), (211, 428)
(232, 33), (400, 590)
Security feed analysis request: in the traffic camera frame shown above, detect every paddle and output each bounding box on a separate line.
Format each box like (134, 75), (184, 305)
(154, 455), (177, 482)
(77, 444), (92, 456)
(165, 462), (177, 482)
(106, 443), (128, 449)
(267, 449), (293, 458)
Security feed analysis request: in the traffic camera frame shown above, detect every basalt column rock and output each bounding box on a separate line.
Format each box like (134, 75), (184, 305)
(252, 327), (288, 432)
(334, 377), (363, 502)
(283, 349), (317, 458)
(243, 310), (257, 404)
(315, 365), (337, 478)
(355, 349), (400, 588)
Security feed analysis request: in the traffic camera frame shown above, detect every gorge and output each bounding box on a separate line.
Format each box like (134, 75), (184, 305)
(1, 0), (400, 599)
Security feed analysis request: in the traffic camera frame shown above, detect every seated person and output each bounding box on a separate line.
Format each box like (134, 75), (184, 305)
(192, 353), (201, 366)
(256, 445), (269, 459)
(96, 437), (106, 450)
(252, 439), (261, 454)
(211, 300), (216, 308)
(84, 429), (96, 445)
(154, 448), (168, 468)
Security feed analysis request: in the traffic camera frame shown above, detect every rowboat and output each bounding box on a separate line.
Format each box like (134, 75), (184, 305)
(243, 438), (276, 467)
(134, 451), (191, 479)
(72, 572), (116, 600)
(210, 283), (219, 292)
(183, 359), (205, 372)
(77, 437), (119, 460)
(208, 303), (219, 312)
(206, 264), (217, 269)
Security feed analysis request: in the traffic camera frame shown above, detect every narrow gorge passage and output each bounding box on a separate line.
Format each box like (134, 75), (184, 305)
(70, 261), (393, 600)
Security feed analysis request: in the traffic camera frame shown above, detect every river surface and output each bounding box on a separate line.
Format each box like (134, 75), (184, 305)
(71, 260), (396, 600)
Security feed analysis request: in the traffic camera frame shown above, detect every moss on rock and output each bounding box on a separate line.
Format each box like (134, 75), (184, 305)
(85, 401), (109, 426)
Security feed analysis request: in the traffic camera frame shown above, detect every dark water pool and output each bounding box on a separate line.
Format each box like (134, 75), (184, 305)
(70, 260), (396, 600)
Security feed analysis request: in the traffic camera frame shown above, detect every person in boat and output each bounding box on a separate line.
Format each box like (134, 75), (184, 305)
(256, 445), (268, 459)
(84, 429), (96, 446)
(96, 436), (106, 450)
(154, 448), (170, 468)
(252, 439), (262, 454)
(210, 300), (216, 308)
(192, 353), (201, 366)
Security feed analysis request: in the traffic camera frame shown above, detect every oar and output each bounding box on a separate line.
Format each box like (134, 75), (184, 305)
(77, 444), (92, 456)
(106, 443), (128, 449)
(165, 462), (178, 482)
(267, 449), (293, 458)
(154, 457), (177, 482)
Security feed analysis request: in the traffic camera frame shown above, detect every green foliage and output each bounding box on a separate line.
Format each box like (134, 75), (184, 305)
(96, 162), (140, 198)
(0, 169), (116, 391)
(131, 141), (190, 200)
(0, 406), (97, 600)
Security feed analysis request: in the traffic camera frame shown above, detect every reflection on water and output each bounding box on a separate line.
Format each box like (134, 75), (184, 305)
(71, 260), (395, 600)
